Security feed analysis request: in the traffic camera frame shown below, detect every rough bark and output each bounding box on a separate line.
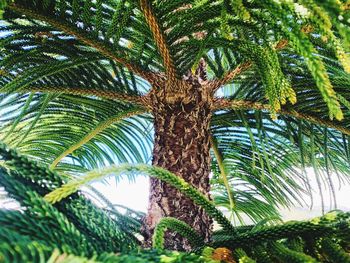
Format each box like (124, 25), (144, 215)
(141, 78), (213, 251)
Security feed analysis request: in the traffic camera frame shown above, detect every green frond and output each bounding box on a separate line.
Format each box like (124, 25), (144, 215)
(2, 1), (163, 78)
(0, 136), (350, 261)
(0, 171), (92, 255)
(0, 93), (152, 172)
(211, 111), (306, 222)
(211, 105), (350, 221)
(152, 217), (204, 250)
(0, 143), (143, 253)
(0, 0), (350, 260)
(259, 1), (343, 120)
(2, 92), (34, 141)
(210, 135), (236, 212)
(319, 238), (350, 263)
(50, 108), (145, 169)
(213, 219), (331, 249)
(43, 163), (236, 234)
(0, 236), (53, 263)
(211, 39), (350, 219)
(234, 248), (256, 263)
(269, 241), (318, 263)
(0, 1), (9, 19)
(212, 210), (350, 250)
(0, 239), (206, 263)
(239, 42), (296, 118)
(0, 141), (66, 189)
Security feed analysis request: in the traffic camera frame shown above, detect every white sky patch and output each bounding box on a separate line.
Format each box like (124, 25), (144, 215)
(89, 176), (150, 212)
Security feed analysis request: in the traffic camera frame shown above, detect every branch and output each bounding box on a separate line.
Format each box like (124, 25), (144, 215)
(139, 0), (177, 84)
(213, 98), (350, 135)
(210, 25), (317, 92)
(19, 86), (152, 110)
(50, 109), (145, 169)
(210, 39), (290, 92)
(209, 136), (235, 212)
(8, 4), (162, 86)
(209, 61), (253, 93)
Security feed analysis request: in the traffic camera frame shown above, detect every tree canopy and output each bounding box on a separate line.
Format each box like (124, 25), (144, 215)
(0, 0), (349, 220)
(0, 0), (350, 261)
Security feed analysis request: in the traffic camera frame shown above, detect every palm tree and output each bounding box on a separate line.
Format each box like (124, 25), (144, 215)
(0, 0), (350, 252)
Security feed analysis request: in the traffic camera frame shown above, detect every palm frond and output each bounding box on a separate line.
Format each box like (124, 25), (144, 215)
(210, 107), (350, 222)
(0, 93), (153, 173)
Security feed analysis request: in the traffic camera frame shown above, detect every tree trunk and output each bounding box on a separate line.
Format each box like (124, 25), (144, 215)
(141, 80), (213, 251)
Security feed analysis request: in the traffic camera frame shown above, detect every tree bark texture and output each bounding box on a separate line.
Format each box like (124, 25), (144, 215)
(141, 80), (213, 251)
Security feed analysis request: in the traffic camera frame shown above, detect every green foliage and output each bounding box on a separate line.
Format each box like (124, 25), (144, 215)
(1, 144), (350, 262)
(239, 42), (296, 118)
(0, 0), (7, 9)
(0, 142), (143, 253)
(212, 219), (332, 249)
(0, 172), (92, 255)
(210, 99), (350, 222)
(258, 1), (344, 120)
(0, 0), (348, 119)
(0, 0), (349, 224)
(269, 242), (318, 263)
(234, 248), (256, 263)
(1, 245), (206, 263)
(0, 0), (350, 261)
(43, 163), (236, 234)
(0, 237), (52, 263)
(152, 217), (204, 250)
(0, 93), (152, 173)
(319, 238), (350, 263)
(0, 1), (6, 18)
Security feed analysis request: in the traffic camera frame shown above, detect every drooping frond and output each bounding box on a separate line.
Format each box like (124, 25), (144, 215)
(210, 106), (350, 222)
(0, 93), (153, 173)
(209, 33), (350, 220)
(0, 142), (145, 254)
(0, 0), (349, 120)
(205, 0), (350, 120)
(2, 1), (163, 82)
(43, 162), (236, 234)
(1, 138), (350, 262)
